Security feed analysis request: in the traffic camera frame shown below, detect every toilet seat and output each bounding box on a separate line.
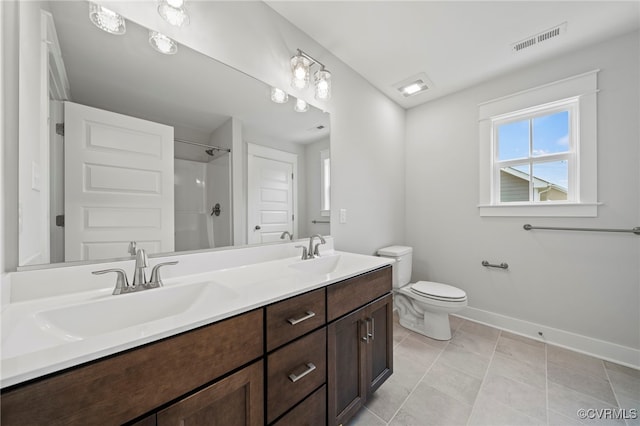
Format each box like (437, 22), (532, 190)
(410, 281), (467, 302)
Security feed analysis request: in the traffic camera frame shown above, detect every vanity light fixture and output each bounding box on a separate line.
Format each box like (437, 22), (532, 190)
(270, 87), (289, 104)
(157, 0), (190, 27)
(149, 31), (178, 55)
(314, 68), (332, 101)
(89, 2), (126, 35)
(290, 49), (332, 101)
(294, 98), (309, 113)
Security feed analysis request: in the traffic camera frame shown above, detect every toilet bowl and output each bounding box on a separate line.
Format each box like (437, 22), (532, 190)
(377, 246), (467, 340)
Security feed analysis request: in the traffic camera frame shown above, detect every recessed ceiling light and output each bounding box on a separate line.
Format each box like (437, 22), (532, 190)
(400, 81), (427, 96)
(393, 73), (434, 98)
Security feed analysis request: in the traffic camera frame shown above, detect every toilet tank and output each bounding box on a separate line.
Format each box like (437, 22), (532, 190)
(377, 246), (413, 289)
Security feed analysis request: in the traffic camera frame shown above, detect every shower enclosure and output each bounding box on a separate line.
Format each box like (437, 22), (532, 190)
(174, 140), (232, 251)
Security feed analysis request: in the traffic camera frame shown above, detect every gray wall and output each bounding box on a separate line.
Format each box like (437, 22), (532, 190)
(405, 31), (640, 352)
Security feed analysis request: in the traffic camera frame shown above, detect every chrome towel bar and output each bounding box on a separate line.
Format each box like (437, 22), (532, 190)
(524, 224), (640, 235)
(311, 220), (330, 224)
(482, 261), (509, 270)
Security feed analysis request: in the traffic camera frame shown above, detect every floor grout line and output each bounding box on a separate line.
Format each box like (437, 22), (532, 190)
(383, 317), (461, 425)
(464, 328), (501, 426)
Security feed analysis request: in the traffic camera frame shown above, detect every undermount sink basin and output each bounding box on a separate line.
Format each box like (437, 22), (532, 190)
(35, 281), (233, 339)
(288, 254), (341, 275)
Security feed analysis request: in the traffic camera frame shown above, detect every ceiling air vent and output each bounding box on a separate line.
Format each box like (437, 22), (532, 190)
(512, 22), (567, 53)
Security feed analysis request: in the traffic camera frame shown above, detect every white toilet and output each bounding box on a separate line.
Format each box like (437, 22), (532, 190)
(377, 246), (467, 340)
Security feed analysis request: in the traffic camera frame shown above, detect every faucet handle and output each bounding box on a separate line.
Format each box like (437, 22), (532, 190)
(149, 261), (178, 288)
(127, 241), (137, 256)
(294, 245), (308, 260)
(92, 268), (130, 295)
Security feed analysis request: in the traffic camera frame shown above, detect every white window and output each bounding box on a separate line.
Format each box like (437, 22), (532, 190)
(478, 71), (599, 217)
(320, 149), (331, 216)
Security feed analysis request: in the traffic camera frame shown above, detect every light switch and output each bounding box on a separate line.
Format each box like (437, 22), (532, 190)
(339, 209), (347, 224)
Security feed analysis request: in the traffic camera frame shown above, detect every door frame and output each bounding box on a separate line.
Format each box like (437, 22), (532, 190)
(246, 143), (298, 243)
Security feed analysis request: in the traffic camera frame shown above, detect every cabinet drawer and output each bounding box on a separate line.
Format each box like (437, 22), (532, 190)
(327, 266), (392, 322)
(266, 288), (326, 351)
(267, 327), (327, 423)
(273, 384), (326, 426)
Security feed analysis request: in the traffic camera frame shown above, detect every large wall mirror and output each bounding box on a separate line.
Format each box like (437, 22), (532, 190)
(18, 1), (330, 269)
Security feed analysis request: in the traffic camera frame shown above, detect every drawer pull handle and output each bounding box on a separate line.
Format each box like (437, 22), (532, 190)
(288, 362), (316, 383)
(287, 311), (316, 325)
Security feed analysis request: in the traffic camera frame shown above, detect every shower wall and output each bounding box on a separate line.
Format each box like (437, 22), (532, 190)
(174, 156), (231, 252)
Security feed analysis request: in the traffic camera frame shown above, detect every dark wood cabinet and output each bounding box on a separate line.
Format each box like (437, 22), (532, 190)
(1, 309), (263, 426)
(157, 360), (263, 426)
(328, 293), (393, 426)
(267, 328), (327, 423)
(1, 265), (393, 426)
(272, 385), (327, 426)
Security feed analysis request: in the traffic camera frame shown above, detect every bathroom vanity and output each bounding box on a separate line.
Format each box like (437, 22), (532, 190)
(1, 249), (393, 426)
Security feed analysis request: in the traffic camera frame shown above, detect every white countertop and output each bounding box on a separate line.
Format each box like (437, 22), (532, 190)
(1, 250), (393, 389)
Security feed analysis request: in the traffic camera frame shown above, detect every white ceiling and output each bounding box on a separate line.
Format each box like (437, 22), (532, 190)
(266, 1), (640, 109)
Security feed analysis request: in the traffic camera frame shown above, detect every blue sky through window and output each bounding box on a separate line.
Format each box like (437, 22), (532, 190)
(498, 110), (569, 190)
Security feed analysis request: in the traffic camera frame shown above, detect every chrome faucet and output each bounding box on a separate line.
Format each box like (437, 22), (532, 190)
(307, 234), (326, 259)
(132, 248), (149, 286)
(92, 249), (179, 295)
(280, 231), (293, 241)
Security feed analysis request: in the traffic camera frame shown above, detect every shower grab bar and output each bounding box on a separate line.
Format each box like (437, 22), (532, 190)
(482, 260), (509, 270)
(523, 224), (640, 235)
(311, 220), (330, 224)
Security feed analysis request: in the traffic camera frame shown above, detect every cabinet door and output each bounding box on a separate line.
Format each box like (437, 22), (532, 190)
(157, 360), (263, 426)
(327, 308), (367, 426)
(364, 294), (393, 395)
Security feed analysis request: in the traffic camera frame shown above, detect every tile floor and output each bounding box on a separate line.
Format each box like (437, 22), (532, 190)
(348, 314), (640, 426)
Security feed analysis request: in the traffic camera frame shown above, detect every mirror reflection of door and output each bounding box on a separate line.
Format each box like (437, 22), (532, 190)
(247, 144), (297, 244)
(64, 102), (174, 262)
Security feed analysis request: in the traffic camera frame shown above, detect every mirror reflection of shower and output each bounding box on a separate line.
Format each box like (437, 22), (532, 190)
(174, 135), (232, 252)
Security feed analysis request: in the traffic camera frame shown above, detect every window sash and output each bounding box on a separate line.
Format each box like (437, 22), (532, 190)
(490, 101), (578, 204)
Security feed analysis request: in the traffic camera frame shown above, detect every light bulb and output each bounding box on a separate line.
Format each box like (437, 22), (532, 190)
(294, 98), (309, 113)
(271, 87), (289, 104)
(290, 55), (310, 89)
(149, 31), (178, 55)
(314, 69), (331, 101)
(89, 2), (126, 35)
(166, 0), (184, 8)
(158, 0), (189, 27)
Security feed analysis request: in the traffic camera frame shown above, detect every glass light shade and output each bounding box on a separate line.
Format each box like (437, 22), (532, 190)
(314, 69), (332, 100)
(149, 31), (178, 55)
(294, 98), (309, 113)
(290, 55), (311, 89)
(158, 0), (190, 27)
(271, 87), (289, 104)
(89, 2), (126, 35)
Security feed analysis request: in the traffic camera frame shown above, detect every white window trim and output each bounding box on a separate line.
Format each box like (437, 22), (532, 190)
(320, 149), (330, 217)
(478, 70), (600, 217)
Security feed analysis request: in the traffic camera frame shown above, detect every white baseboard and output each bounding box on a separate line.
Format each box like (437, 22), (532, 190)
(456, 306), (640, 370)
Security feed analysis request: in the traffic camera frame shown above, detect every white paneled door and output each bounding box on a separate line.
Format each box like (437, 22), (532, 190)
(247, 144), (297, 244)
(64, 102), (174, 261)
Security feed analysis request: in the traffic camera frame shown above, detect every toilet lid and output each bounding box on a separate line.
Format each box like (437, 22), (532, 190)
(410, 281), (466, 300)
